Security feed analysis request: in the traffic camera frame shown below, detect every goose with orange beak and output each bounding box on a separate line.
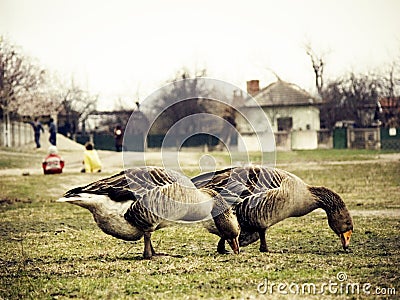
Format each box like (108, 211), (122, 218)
(192, 166), (354, 254)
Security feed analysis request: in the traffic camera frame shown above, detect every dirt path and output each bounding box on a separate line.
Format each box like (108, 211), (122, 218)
(277, 152), (400, 170)
(312, 208), (400, 218)
(2, 135), (400, 175)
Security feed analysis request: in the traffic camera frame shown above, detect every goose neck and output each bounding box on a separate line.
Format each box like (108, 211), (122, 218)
(308, 186), (345, 216)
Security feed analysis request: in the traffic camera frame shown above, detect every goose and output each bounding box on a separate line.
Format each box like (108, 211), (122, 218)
(57, 166), (240, 259)
(192, 165), (353, 254)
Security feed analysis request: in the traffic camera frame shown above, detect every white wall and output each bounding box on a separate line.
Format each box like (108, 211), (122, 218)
(291, 130), (318, 150)
(238, 132), (275, 152)
(262, 106), (320, 132)
(236, 105), (320, 151)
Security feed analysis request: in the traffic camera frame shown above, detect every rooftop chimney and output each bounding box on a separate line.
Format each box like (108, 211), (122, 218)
(247, 80), (260, 96)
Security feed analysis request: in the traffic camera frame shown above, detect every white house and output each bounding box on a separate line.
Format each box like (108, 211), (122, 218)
(236, 79), (321, 151)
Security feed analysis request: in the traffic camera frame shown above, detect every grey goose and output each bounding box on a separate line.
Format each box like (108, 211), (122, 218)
(58, 167), (240, 259)
(192, 165), (353, 254)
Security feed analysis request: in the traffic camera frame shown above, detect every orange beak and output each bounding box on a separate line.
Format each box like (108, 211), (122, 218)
(228, 237), (240, 254)
(340, 230), (352, 250)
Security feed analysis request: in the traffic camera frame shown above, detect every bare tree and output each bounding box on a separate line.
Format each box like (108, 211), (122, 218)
(147, 68), (209, 135)
(56, 78), (98, 136)
(145, 67), (241, 149)
(0, 37), (49, 115)
(320, 72), (383, 128)
(0, 37), (53, 145)
(304, 43), (326, 95)
(377, 60), (400, 127)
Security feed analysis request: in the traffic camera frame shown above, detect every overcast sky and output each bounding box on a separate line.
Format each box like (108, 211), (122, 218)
(1, 0), (399, 110)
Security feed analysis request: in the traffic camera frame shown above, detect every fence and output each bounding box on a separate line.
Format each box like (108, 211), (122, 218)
(0, 120), (34, 147)
(75, 132), (231, 152)
(381, 128), (400, 150)
(333, 127), (382, 150)
(348, 128), (381, 150)
(76, 133), (123, 151)
(317, 129), (333, 149)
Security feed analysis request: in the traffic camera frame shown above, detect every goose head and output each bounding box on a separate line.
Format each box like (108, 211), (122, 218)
(327, 209), (353, 250)
(309, 186), (353, 250)
(205, 189), (241, 254)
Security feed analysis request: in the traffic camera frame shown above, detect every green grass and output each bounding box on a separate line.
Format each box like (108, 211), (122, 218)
(0, 148), (399, 299)
(0, 149), (43, 169)
(1, 208), (399, 299)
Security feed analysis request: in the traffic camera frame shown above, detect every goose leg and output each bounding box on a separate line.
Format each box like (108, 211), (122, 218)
(258, 228), (269, 252)
(217, 238), (230, 254)
(143, 231), (154, 259)
(150, 243), (156, 256)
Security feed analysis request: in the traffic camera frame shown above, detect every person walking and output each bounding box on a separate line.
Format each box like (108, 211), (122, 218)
(48, 118), (57, 146)
(30, 117), (44, 148)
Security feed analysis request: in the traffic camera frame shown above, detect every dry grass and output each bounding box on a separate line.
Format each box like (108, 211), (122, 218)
(0, 148), (399, 299)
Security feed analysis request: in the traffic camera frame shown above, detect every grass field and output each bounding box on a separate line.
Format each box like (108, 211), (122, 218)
(0, 148), (399, 299)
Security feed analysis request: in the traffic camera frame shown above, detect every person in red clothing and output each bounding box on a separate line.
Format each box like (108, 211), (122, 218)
(42, 146), (64, 174)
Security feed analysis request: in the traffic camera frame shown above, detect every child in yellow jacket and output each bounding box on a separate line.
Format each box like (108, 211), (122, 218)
(81, 142), (102, 173)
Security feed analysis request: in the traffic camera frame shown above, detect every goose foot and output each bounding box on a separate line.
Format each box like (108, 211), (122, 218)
(143, 252), (152, 259)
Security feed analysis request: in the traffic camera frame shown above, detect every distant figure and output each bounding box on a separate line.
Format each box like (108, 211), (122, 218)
(81, 142), (102, 173)
(48, 118), (57, 146)
(42, 146), (64, 175)
(30, 117), (44, 148)
(114, 125), (123, 152)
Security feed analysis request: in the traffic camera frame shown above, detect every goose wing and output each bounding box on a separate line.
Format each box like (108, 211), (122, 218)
(63, 166), (190, 202)
(191, 166), (289, 204)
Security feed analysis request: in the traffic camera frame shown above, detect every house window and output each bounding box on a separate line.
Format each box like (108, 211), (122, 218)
(277, 117), (293, 131)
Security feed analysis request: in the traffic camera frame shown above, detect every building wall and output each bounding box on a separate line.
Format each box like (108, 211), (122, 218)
(291, 130), (318, 150)
(236, 105), (321, 151)
(235, 107), (272, 134)
(237, 132), (275, 152)
(263, 106), (320, 132)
